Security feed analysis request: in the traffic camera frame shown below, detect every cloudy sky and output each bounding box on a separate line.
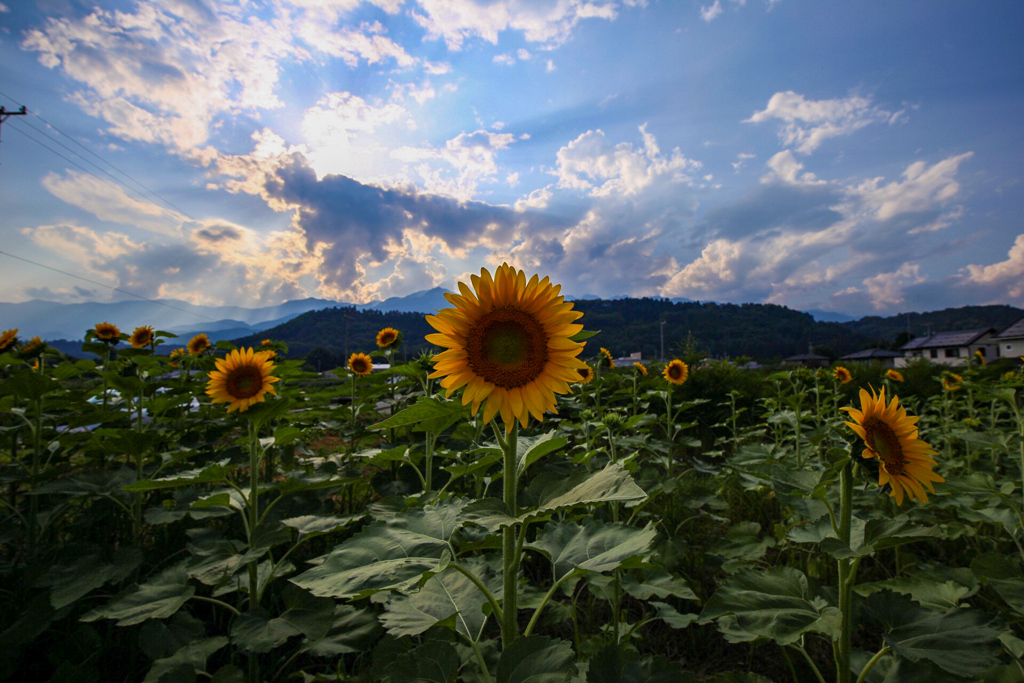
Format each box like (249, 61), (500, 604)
(1, 0), (1022, 316)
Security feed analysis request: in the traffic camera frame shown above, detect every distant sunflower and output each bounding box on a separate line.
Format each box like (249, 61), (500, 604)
(634, 362), (648, 376)
(425, 263), (586, 432)
(842, 386), (944, 505)
(94, 322), (120, 343)
(943, 373), (963, 391)
(0, 328), (18, 353)
(663, 359), (689, 385)
(206, 347), (279, 413)
(577, 363), (594, 384)
(20, 336), (45, 358)
(130, 325), (154, 349)
(187, 333), (212, 357)
(261, 349), (276, 360)
(348, 352), (373, 376)
(599, 347), (615, 369)
(885, 369), (905, 383)
(376, 327), (402, 349)
(261, 339), (273, 347)
(833, 366), (853, 384)
(974, 350), (986, 366)
(168, 348), (186, 368)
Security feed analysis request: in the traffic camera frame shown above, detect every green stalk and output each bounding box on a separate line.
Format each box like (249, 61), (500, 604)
(28, 362), (44, 558)
(855, 647), (891, 683)
(349, 373), (356, 453)
(246, 418), (261, 683)
(835, 458), (854, 683)
(424, 432), (435, 492)
(499, 422), (520, 648)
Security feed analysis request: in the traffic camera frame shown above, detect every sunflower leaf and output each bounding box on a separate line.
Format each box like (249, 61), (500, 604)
(529, 520), (657, 581)
(496, 635), (577, 683)
(82, 561), (194, 626)
(523, 462), (647, 522)
(380, 563), (500, 641)
(384, 641), (461, 683)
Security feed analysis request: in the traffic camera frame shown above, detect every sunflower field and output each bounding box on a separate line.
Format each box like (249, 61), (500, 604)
(3, 265), (1024, 683)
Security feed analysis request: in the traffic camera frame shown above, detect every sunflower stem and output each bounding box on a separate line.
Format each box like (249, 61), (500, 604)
(836, 456), (854, 683)
(246, 417), (261, 683)
(500, 421), (519, 648)
(855, 646), (891, 683)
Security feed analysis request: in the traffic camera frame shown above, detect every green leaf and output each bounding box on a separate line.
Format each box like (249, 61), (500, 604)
(516, 431), (569, 477)
(569, 329), (600, 342)
(370, 397), (466, 433)
(496, 635), (576, 683)
(82, 562), (195, 626)
(281, 513), (364, 539)
(528, 462), (647, 521)
(302, 605), (383, 657)
(142, 636), (228, 683)
(586, 646), (689, 683)
(38, 547), (142, 609)
(290, 500), (465, 599)
(385, 641), (461, 683)
(855, 569), (978, 611)
(813, 516), (937, 560)
(649, 601), (698, 630)
(698, 567), (840, 646)
(707, 522), (775, 572)
(880, 601), (1002, 678)
(381, 563), (500, 641)
(529, 520), (657, 580)
(621, 573), (698, 602)
(123, 460), (232, 491)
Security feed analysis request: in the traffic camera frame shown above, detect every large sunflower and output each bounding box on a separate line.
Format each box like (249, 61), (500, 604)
(833, 366), (852, 384)
(425, 263), (586, 432)
(130, 325), (154, 349)
(206, 347), (279, 413)
(94, 322), (120, 342)
(576, 363), (594, 384)
(187, 333), (212, 357)
(842, 386), (944, 505)
(376, 327), (402, 349)
(663, 359), (689, 385)
(885, 369), (905, 383)
(348, 352), (373, 376)
(0, 328), (18, 353)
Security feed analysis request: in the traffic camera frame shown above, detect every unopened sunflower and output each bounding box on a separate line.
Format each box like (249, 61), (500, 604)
(974, 350), (986, 366)
(833, 366), (852, 384)
(348, 352), (373, 376)
(425, 263), (586, 432)
(168, 348), (186, 368)
(94, 322), (120, 343)
(130, 325), (154, 349)
(943, 373), (962, 391)
(376, 327), (402, 349)
(885, 369), (904, 383)
(576, 363), (594, 384)
(206, 347), (279, 412)
(842, 386), (944, 505)
(0, 328), (17, 353)
(663, 359), (689, 385)
(261, 339), (273, 347)
(634, 362), (648, 376)
(599, 347), (615, 369)
(187, 333), (212, 357)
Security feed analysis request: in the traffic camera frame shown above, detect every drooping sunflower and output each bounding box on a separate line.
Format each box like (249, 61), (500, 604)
(376, 327), (402, 349)
(885, 369), (905, 383)
(168, 347), (186, 368)
(206, 347), (279, 413)
(261, 339), (273, 347)
(663, 359), (689, 385)
(599, 347), (615, 369)
(348, 352), (373, 376)
(633, 362), (648, 376)
(130, 325), (155, 349)
(94, 322), (120, 343)
(974, 349), (986, 366)
(576, 363), (594, 384)
(187, 333), (212, 357)
(842, 386), (944, 505)
(943, 373), (963, 391)
(20, 336), (45, 358)
(0, 328), (18, 353)
(833, 366), (852, 384)
(425, 263), (586, 432)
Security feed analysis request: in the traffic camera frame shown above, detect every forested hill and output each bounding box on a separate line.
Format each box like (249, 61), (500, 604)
(234, 299), (1023, 365)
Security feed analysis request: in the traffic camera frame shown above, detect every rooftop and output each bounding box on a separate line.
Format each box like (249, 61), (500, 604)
(900, 328), (995, 351)
(841, 348), (903, 360)
(996, 315), (1024, 339)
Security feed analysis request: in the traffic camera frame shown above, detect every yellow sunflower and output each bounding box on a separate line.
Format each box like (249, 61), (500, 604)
(943, 373), (962, 391)
(425, 263), (586, 432)
(20, 336), (45, 359)
(885, 369), (905, 383)
(663, 359), (689, 385)
(0, 328), (18, 353)
(842, 386), (944, 505)
(206, 347), (279, 413)
(833, 366), (852, 384)
(261, 339), (273, 347)
(187, 333), (212, 357)
(599, 347), (615, 369)
(376, 327), (402, 349)
(633, 362), (648, 376)
(130, 325), (154, 349)
(168, 347), (186, 368)
(576, 363), (594, 384)
(348, 352), (373, 376)
(94, 322), (120, 342)
(973, 350), (986, 366)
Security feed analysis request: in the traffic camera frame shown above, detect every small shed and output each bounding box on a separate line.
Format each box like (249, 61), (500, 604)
(840, 348), (903, 368)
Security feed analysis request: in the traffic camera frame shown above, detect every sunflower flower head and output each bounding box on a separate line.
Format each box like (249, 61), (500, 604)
(599, 347), (615, 369)
(576, 363), (594, 384)
(94, 322), (120, 343)
(206, 347), (279, 413)
(20, 336), (45, 359)
(842, 386), (944, 505)
(130, 325), (155, 349)
(0, 328), (18, 353)
(261, 339), (272, 347)
(663, 359), (689, 385)
(425, 263), (586, 433)
(943, 373), (963, 392)
(376, 327), (402, 349)
(348, 352), (373, 376)
(833, 366), (853, 384)
(187, 333), (212, 357)
(973, 349), (986, 366)
(168, 347), (186, 368)
(633, 362), (648, 376)
(885, 369), (905, 383)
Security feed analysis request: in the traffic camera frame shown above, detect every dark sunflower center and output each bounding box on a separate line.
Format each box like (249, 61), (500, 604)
(466, 307), (549, 389)
(668, 365), (683, 380)
(353, 359), (369, 372)
(226, 366), (264, 400)
(863, 416), (905, 475)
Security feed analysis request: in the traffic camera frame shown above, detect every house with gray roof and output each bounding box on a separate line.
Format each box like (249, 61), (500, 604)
(994, 315), (1024, 359)
(840, 348), (903, 368)
(897, 328), (999, 368)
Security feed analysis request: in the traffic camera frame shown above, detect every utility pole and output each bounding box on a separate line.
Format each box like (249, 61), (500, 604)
(0, 106), (27, 145)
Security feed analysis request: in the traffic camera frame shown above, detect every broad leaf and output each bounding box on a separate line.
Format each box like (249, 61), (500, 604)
(303, 605), (383, 657)
(527, 462), (647, 521)
(281, 513), (364, 539)
(38, 546), (142, 609)
(82, 562), (195, 626)
(855, 569), (978, 611)
(621, 573), (698, 602)
(385, 641), (461, 683)
(530, 520), (657, 580)
(371, 397), (466, 433)
(381, 563), (500, 641)
(649, 601), (698, 629)
(496, 635), (576, 683)
(142, 636), (228, 683)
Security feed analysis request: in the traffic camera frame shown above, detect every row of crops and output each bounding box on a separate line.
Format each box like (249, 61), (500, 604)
(2, 268), (1024, 683)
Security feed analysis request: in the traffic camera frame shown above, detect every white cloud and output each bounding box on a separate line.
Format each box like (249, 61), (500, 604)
(41, 170), (184, 236)
(964, 233), (1024, 298)
(731, 152), (755, 171)
(514, 186), (553, 212)
(493, 53), (517, 65)
(762, 150), (824, 186)
(861, 263), (927, 309)
(546, 59), (556, 72)
(746, 91), (896, 154)
(854, 152), (973, 221)
(700, 0), (723, 22)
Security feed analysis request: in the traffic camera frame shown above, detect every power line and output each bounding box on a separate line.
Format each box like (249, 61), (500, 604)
(0, 249), (220, 322)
